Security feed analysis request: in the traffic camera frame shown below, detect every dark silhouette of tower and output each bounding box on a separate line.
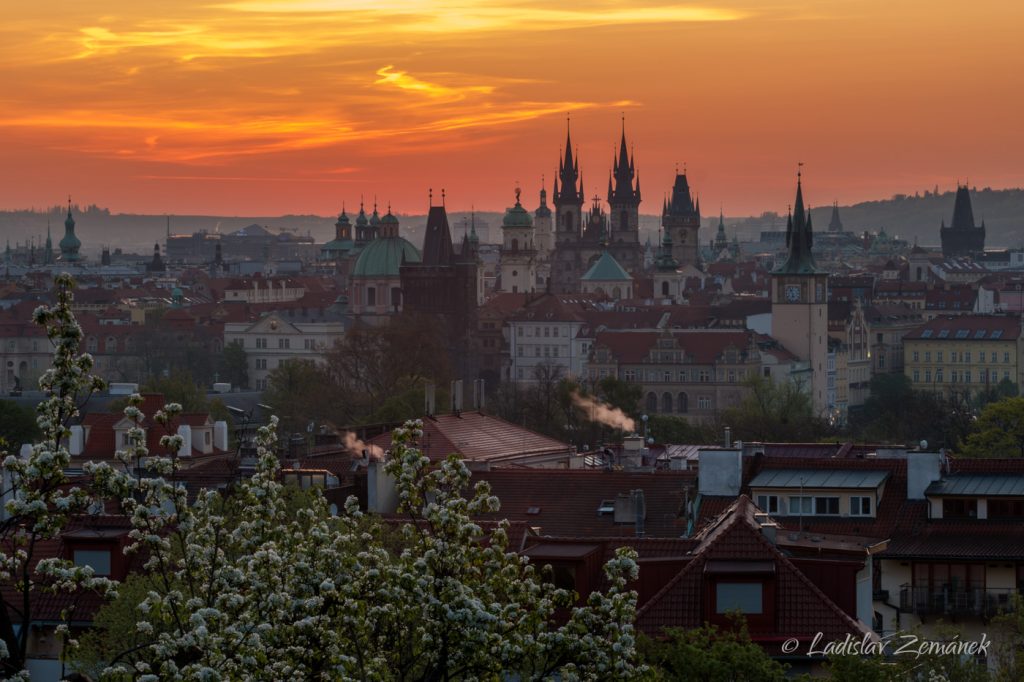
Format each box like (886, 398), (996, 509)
(940, 184), (985, 258)
(607, 119), (641, 245)
(661, 171), (700, 267)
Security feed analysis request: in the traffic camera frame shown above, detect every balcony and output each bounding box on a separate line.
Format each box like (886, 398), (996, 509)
(899, 584), (1018, 618)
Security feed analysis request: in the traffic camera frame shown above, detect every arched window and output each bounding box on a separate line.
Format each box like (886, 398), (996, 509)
(661, 392), (673, 413)
(677, 392), (689, 413)
(661, 281), (670, 296)
(105, 336), (117, 353)
(391, 287), (402, 310)
(511, 238), (519, 252)
(645, 392), (657, 413)
(87, 336), (98, 353)
(612, 287), (621, 299)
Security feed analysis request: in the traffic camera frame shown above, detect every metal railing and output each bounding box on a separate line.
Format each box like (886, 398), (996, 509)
(899, 584), (1018, 618)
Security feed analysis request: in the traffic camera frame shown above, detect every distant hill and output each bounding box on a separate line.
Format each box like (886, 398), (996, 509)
(3, 187), (1022, 257)
(807, 187), (1024, 249)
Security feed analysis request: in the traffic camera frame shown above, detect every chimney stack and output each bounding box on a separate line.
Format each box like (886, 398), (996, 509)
(424, 383), (436, 416)
(451, 379), (464, 413)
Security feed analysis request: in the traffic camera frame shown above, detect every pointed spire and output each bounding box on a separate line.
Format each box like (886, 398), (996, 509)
(775, 167), (818, 274)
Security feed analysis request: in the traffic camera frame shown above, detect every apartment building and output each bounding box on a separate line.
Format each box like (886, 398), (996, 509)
(224, 312), (345, 390)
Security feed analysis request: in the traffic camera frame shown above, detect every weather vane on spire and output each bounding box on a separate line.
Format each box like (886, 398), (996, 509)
(798, 161), (804, 179)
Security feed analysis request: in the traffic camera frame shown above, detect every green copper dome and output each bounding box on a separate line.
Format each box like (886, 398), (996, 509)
(381, 211), (399, 226)
(502, 190), (533, 229)
(60, 206), (82, 262)
(351, 236), (421, 278)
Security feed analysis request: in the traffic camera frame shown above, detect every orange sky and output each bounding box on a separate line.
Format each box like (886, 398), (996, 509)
(2, 0), (1022, 216)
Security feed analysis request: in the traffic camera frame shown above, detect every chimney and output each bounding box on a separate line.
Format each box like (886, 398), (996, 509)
(69, 425), (84, 456)
(633, 489), (646, 538)
(907, 450), (943, 500)
(698, 447), (743, 497)
(723, 426), (732, 448)
(474, 379), (486, 411)
(424, 383), (436, 416)
(213, 420), (229, 451)
(451, 379), (464, 413)
(367, 459), (399, 513)
(176, 424), (192, 458)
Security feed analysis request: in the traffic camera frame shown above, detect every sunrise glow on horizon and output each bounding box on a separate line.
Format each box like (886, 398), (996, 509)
(2, 0), (1023, 216)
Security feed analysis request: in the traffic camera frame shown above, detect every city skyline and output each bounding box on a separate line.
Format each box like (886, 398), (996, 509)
(2, 1), (1022, 216)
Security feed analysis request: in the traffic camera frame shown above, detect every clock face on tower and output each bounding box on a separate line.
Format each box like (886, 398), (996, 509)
(785, 284), (801, 302)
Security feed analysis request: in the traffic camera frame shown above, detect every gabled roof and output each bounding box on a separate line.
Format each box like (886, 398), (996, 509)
(581, 251), (631, 282)
(636, 496), (868, 643)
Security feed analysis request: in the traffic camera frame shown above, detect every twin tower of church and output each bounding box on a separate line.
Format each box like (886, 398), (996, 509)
(498, 120), (702, 295)
(499, 120), (830, 414)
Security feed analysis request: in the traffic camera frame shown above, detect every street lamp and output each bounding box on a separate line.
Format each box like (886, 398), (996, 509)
(641, 413), (649, 441)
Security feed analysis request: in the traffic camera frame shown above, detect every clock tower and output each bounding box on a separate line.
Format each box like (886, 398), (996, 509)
(771, 171), (829, 416)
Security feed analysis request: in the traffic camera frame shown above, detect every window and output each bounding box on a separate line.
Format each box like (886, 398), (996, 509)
(728, 370), (737, 383)
(552, 327), (559, 337)
(935, 369), (943, 382)
(988, 499), (1024, 519)
(698, 396), (711, 409)
(678, 370), (687, 382)
(74, 549), (112, 576)
(925, 370), (932, 383)
(699, 370), (710, 383)
(943, 498), (977, 519)
(815, 497), (840, 515)
(645, 392), (657, 412)
(715, 583), (763, 614)
(788, 496), (812, 514)
(964, 351), (971, 363)
(913, 370), (920, 382)
(661, 392), (673, 413)
(534, 347), (540, 357)
(1005, 352), (1011, 363)
(87, 336), (98, 352)
(936, 351), (943, 362)
(850, 496), (872, 516)
(624, 370), (636, 382)
(517, 327), (523, 337)
(517, 346), (523, 357)
(304, 339), (314, 350)
(105, 336), (117, 353)
(552, 346), (559, 358)
(663, 371), (672, 382)
(992, 352), (998, 362)
(544, 327), (550, 337)
(912, 351), (919, 362)
(366, 287), (376, 306)
(756, 495), (779, 514)
(278, 338), (290, 349)
(677, 392), (688, 413)
(256, 337), (267, 349)
(205, 431), (211, 446)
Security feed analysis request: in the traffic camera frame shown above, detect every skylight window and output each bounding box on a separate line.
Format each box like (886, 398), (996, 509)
(955, 329), (969, 338)
(937, 329), (949, 338)
(991, 330), (1003, 339)
(921, 329), (933, 338)
(974, 330), (986, 339)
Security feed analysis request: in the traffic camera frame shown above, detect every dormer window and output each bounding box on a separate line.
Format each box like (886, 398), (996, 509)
(73, 549), (111, 576)
(943, 498), (977, 519)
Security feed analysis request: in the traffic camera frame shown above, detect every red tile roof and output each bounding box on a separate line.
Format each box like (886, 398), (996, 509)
(881, 521), (1024, 560)
(369, 412), (572, 463)
(904, 314), (1022, 341)
(636, 496), (869, 646)
(470, 468), (697, 538)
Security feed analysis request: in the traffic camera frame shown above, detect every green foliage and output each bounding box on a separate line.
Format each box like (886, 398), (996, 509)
(595, 376), (643, 418)
(221, 339), (249, 390)
(646, 414), (717, 445)
(639, 617), (789, 681)
(262, 358), (333, 434)
(720, 375), (825, 443)
(960, 397), (1024, 458)
(0, 400), (40, 451)
(850, 374), (972, 448)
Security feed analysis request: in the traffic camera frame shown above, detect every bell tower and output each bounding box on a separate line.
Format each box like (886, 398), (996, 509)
(607, 117), (640, 245)
(770, 169), (829, 416)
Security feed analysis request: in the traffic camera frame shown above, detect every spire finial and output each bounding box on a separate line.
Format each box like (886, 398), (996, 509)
(428, 188), (432, 206)
(797, 161), (804, 181)
(514, 182), (521, 204)
(360, 194), (364, 211)
(441, 188), (446, 207)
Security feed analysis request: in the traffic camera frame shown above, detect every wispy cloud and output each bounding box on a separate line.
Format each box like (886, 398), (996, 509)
(374, 66), (494, 99)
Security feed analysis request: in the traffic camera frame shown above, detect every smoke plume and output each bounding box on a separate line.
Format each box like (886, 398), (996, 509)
(342, 431), (385, 461)
(571, 392), (636, 432)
